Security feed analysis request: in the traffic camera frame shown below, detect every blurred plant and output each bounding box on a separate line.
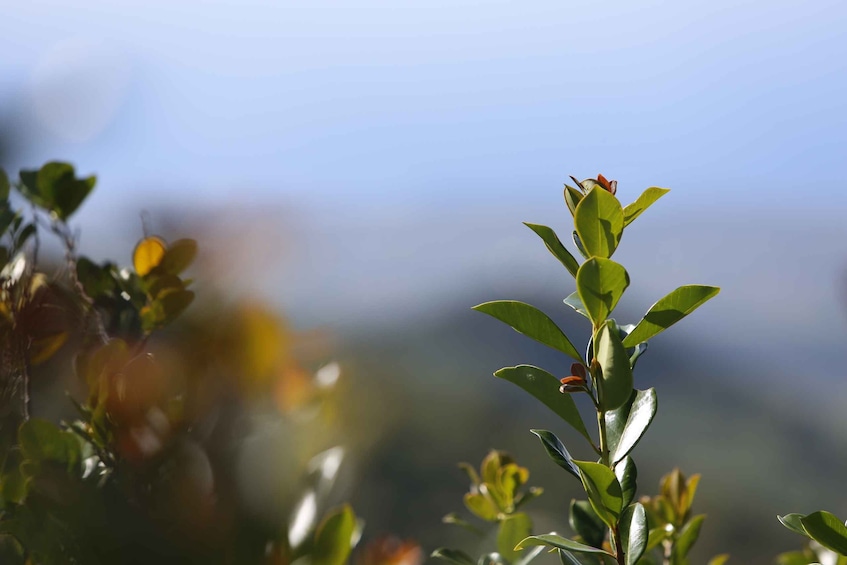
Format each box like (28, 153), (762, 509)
(779, 511), (847, 561)
(0, 162), (362, 564)
(444, 176), (721, 564)
(432, 450), (545, 565)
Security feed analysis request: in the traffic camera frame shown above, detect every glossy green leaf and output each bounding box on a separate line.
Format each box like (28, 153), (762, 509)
(576, 258), (629, 327)
(672, 514), (705, 560)
(569, 500), (606, 549)
(313, 505), (357, 565)
(800, 511), (847, 555)
(524, 223), (579, 278)
(622, 286), (720, 348)
(574, 461), (623, 528)
(622, 187), (670, 227)
(0, 168), (9, 200)
(620, 503), (647, 565)
(498, 513), (532, 562)
(432, 548), (476, 565)
(563, 292), (589, 319)
(515, 533), (613, 556)
(606, 389), (657, 465)
(494, 366), (590, 441)
(614, 457), (637, 509)
(777, 513), (809, 537)
(474, 301), (582, 361)
(564, 185), (584, 216)
(574, 187), (624, 258)
(594, 322), (634, 411)
(557, 550), (583, 565)
(530, 430), (580, 480)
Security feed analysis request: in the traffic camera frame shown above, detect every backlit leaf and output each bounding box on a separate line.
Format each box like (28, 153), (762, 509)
(574, 461), (623, 528)
(576, 258), (629, 327)
(133, 236), (167, 277)
(574, 187), (623, 259)
(530, 429), (580, 480)
(524, 223), (579, 278)
(313, 505), (357, 565)
(800, 511), (847, 555)
(474, 301), (582, 361)
(622, 286), (720, 348)
(622, 187), (669, 227)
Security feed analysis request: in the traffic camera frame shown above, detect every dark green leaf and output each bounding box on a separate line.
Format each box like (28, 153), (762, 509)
(77, 257), (116, 298)
(594, 322), (633, 411)
(672, 514), (705, 560)
(0, 168), (9, 200)
(530, 430), (580, 480)
(557, 550), (583, 565)
(494, 366), (590, 441)
(515, 533), (613, 556)
(0, 204), (16, 237)
(574, 461), (623, 528)
(498, 513), (533, 562)
(622, 286), (720, 348)
(313, 505), (357, 565)
(614, 457), (637, 509)
(564, 186), (584, 216)
(157, 289), (195, 324)
(569, 500), (606, 549)
(576, 258), (629, 327)
(606, 389), (657, 465)
(18, 419), (81, 471)
(622, 187), (670, 227)
(524, 223), (580, 278)
(432, 548), (476, 565)
(574, 187), (624, 259)
(474, 301), (582, 361)
(572, 231), (589, 260)
(777, 513), (809, 537)
(20, 162), (95, 219)
(620, 503), (647, 565)
(800, 511), (847, 555)
(563, 292), (589, 319)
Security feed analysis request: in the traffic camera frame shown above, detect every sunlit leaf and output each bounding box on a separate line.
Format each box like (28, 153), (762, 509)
(498, 513), (532, 562)
(574, 187), (624, 258)
(524, 223), (579, 278)
(563, 292), (589, 319)
(574, 461), (623, 528)
(133, 236), (167, 277)
(515, 533), (613, 556)
(313, 505), (358, 565)
(464, 492), (499, 521)
(622, 285), (720, 348)
(707, 554), (730, 565)
(615, 457), (637, 509)
(778, 513), (809, 537)
(800, 511), (847, 555)
(494, 366), (591, 441)
(564, 185), (584, 216)
(605, 389), (657, 465)
(576, 258), (629, 327)
(620, 503), (647, 565)
(432, 549), (476, 565)
(594, 321), (633, 411)
(672, 514), (705, 560)
(622, 187), (669, 227)
(473, 301), (582, 361)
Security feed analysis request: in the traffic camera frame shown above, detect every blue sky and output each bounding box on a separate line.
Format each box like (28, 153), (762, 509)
(3, 0), (847, 389)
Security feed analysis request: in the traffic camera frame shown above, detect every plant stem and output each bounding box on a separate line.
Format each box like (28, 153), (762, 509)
(612, 525), (626, 565)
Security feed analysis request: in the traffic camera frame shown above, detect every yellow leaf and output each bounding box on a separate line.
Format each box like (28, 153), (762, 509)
(133, 236), (167, 276)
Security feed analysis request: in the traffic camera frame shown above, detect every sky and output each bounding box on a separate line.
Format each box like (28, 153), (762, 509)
(2, 0), (847, 384)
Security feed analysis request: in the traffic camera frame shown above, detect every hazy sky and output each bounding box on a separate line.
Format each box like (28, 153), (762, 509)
(3, 0), (847, 385)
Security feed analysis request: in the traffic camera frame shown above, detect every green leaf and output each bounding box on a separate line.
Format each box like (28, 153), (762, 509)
(474, 301), (582, 361)
(498, 513), (533, 562)
(313, 505), (357, 565)
(574, 187), (624, 259)
(620, 503), (647, 565)
(18, 419), (81, 471)
(776, 552), (813, 565)
(0, 204), (16, 237)
(19, 162), (95, 220)
(432, 548), (477, 565)
(494, 366), (590, 441)
(622, 187), (670, 227)
(569, 500), (606, 549)
(442, 513), (484, 536)
(621, 286), (720, 348)
(563, 292), (589, 319)
(158, 238), (198, 275)
(594, 322), (634, 411)
(464, 492), (499, 521)
(777, 513), (809, 537)
(606, 389), (657, 465)
(0, 168), (9, 200)
(564, 185), (584, 216)
(672, 514), (705, 561)
(557, 550), (584, 565)
(77, 257), (116, 298)
(707, 555), (730, 565)
(645, 527), (670, 552)
(530, 430), (580, 480)
(576, 258), (629, 327)
(614, 457), (637, 509)
(800, 511), (847, 555)
(478, 553), (507, 565)
(572, 231), (589, 259)
(524, 223), (580, 278)
(574, 461), (623, 528)
(515, 533), (613, 556)
(157, 289), (195, 325)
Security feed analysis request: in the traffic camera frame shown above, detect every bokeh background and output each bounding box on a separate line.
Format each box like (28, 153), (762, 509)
(3, 1), (847, 562)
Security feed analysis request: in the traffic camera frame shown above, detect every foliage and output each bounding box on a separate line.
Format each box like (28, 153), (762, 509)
(0, 162), (365, 564)
(437, 175), (724, 565)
